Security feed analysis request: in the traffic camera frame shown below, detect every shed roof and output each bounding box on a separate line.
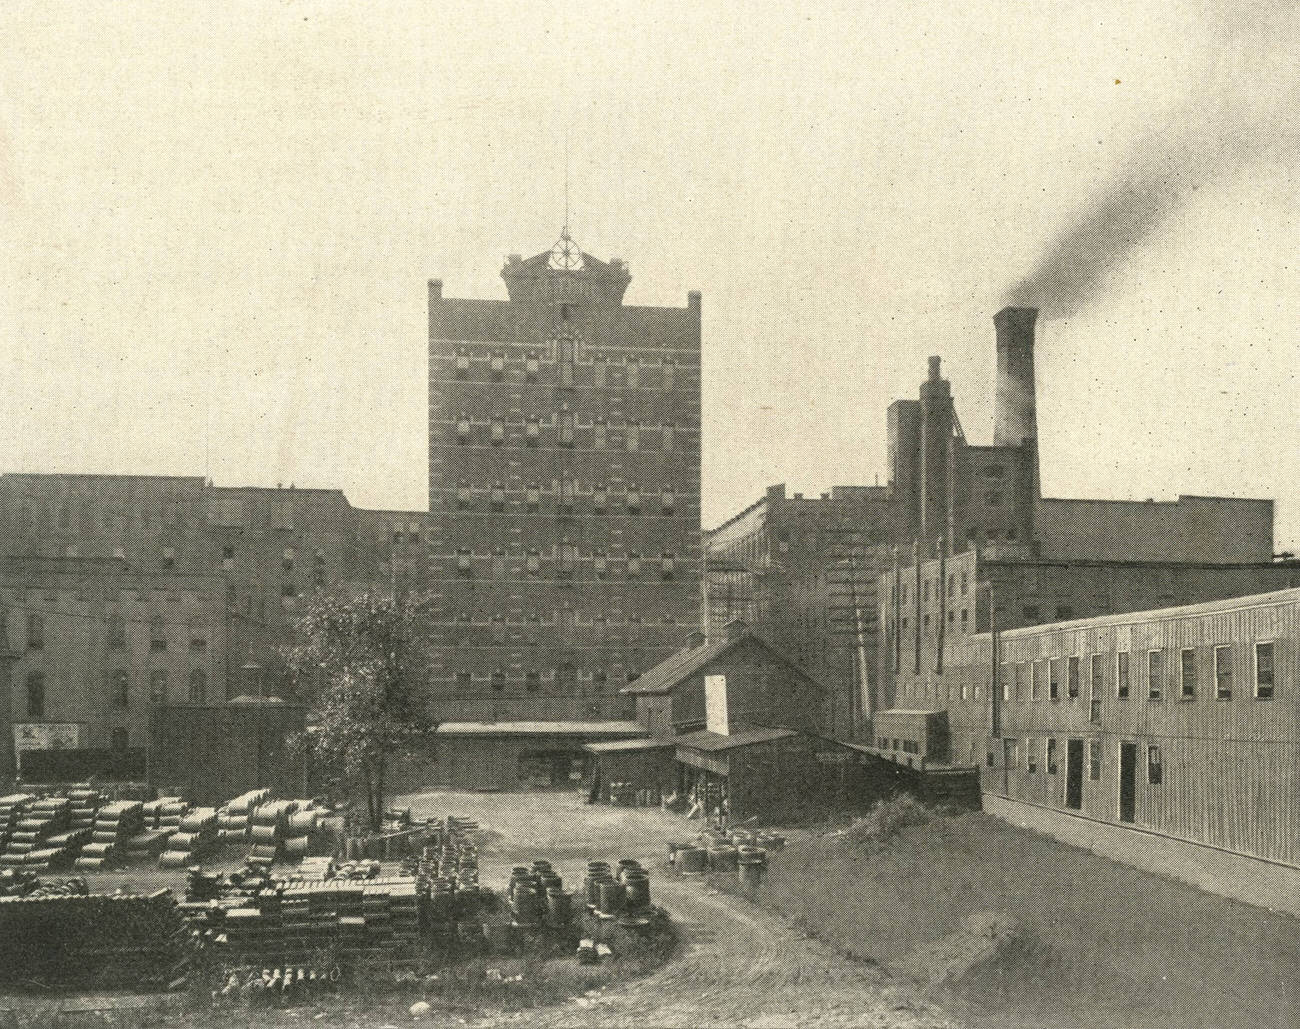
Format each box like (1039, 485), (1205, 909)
(581, 738), (676, 755)
(673, 727), (797, 752)
(621, 630), (818, 696)
(435, 720), (646, 737)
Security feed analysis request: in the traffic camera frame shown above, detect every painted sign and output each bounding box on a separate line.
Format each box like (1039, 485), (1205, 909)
(13, 723), (81, 753)
(704, 673), (729, 736)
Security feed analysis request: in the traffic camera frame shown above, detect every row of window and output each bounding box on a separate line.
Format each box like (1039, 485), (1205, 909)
(990, 737), (1162, 785)
(453, 348), (681, 390)
(453, 414), (678, 452)
(453, 483), (677, 516)
(454, 550), (678, 580)
(452, 666), (636, 692)
(17, 613), (211, 653)
(21, 667), (210, 717)
(997, 644), (1275, 705)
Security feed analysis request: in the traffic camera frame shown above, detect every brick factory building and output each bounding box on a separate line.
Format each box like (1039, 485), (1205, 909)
(707, 307), (1279, 740)
(0, 473), (424, 779)
(424, 229), (702, 727)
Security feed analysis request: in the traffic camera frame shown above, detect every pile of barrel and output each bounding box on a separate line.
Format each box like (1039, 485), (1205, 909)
(506, 859), (571, 929)
(0, 795), (33, 852)
(0, 797), (88, 871)
(580, 858), (653, 923)
(669, 827), (784, 889)
(159, 806), (219, 868)
(75, 800), (145, 870)
(216, 789), (269, 844)
(423, 815), (485, 932)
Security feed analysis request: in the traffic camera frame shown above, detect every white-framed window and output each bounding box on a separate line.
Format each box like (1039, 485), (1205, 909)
(1117, 651), (1130, 699)
(1255, 641), (1275, 700)
(1148, 650), (1163, 700)
(626, 420), (640, 452)
(1215, 645), (1233, 700)
(1147, 744), (1162, 784)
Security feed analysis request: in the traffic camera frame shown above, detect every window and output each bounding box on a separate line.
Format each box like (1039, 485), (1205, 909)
(283, 548), (294, 572)
(594, 418), (607, 450)
(661, 552), (675, 580)
(521, 483), (540, 512)
(1067, 656), (1079, 699)
(491, 484), (506, 512)
(592, 484), (608, 514)
(594, 552), (608, 579)
(456, 549), (472, 576)
(1215, 645), (1233, 700)
(1117, 651), (1130, 699)
(1255, 642), (1275, 700)
(560, 477), (574, 513)
(1147, 650), (1163, 700)
(108, 616), (127, 651)
(1090, 654), (1103, 722)
(490, 550), (505, 580)
(661, 488), (674, 516)
(626, 357), (639, 389)
(1089, 739), (1101, 781)
(1147, 744), (1162, 785)
(1057, 605), (1074, 620)
(26, 672), (45, 718)
(526, 670), (541, 693)
(220, 544), (235, 572)
(627, 553), (642, 578)
(1027, 739), (1038, 774)
(1001, 665), (1011, 702)
(188, 668), (207, 703)
(1031, 660), (1042, 700)
(26, 613), (43, 651)
(1022, 605), (1040, 622)
(525, 416), (540, 445)
(491, 416), (505, 445)
(626, 421), (640, 452)
(491, 614), (506, 643)
(559, 543), (575, 577)
(593, 354), (606, 388)
(455, 671), (472, 688)
(491, 670), (506, 692)
(557, 337), (574, 387)
(961, 608), (969, 632)
(1046, 738), (1058, 775)
(162, 546), (175, 569)
(559, 409), (574, 446)
(150, 615), (167, 652)
(526, 614), (541, 645)
(455, 349), (469, 376)
(662, 358), (676, 390)
(189, 621), (207, 652)
(145, 669), (163, 705)
(457, 482), (472, 510)
(626, 486), (641, 514)
(526, 551), (540, 577)
(457, 413), (470, 443)
(960, 572), (968, 596)
(661, 422), (678, 453)
(110, 728), (128, 751)
(525, 352), (539, 381)
(490, 352), (504, 379)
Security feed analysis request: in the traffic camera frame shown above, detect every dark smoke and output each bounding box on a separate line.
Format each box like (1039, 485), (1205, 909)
(1004, 4), (1300, 318)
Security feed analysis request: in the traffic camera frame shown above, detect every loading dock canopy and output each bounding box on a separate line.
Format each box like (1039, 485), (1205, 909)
(673, 727), (797, 752)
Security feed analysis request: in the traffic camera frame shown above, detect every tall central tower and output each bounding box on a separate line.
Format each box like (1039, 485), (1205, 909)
(426, 231), (703, 722)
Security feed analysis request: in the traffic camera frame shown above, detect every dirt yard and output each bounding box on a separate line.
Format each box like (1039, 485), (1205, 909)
(401, 789), (960, 1029)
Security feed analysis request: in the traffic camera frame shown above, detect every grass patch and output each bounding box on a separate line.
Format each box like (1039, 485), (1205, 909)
(727, 797), (1300, 1029)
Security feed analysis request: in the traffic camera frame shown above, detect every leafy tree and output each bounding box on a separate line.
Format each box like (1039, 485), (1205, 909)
(283, 588), (431, 831)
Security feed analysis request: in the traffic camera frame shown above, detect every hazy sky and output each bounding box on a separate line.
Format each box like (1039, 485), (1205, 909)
(4, 2), (1300, 544)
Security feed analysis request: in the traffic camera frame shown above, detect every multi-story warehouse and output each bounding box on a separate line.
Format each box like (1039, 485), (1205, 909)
(0, 555), (228, 778)
(875, 586), (1300, 892)
(0, 472), (424, 778)
(425, 232), (702, 723)
(708, 307), (1279, 739)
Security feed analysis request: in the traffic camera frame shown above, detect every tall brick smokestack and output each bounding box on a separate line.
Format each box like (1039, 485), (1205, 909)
(994, 306), (1040, 500)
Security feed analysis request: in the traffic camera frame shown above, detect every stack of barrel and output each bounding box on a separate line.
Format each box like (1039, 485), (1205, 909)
(247, 799), (294, 867)
(1, 797), (73, 870)
(0, 796), (34, 853)
(582, 858), (653, 925)
(75, 801), (144, 871)
(508, 859), (569, 930)
(216, 789), (267, 845)
(65, 787), (102, 832)
(282, 805), (319, 863)
(158, 806), (218, 867)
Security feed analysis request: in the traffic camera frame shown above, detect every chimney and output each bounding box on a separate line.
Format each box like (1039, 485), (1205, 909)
(928, 355), (942, 381)
(993, 307), (1038, 450)
(428, 278), (443, 302)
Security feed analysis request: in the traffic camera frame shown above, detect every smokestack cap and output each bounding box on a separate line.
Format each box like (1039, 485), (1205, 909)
(928, 355), (942, 381)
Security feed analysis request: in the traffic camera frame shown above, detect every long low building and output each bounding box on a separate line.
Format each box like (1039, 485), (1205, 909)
(880, 585), (1300, 873)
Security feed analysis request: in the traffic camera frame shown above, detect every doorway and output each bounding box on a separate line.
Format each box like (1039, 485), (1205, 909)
(1066, 738), (1084, 810)
(1118, 741), (1137, 823)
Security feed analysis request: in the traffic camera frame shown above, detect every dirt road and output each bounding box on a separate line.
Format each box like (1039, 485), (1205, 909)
(404, 790), (960, 1029)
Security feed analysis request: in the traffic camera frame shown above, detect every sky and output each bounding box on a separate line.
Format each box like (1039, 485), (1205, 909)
(3, 2), (1300, 544)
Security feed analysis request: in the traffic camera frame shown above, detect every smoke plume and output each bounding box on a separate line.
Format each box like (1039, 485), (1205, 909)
(1003, 4), (1300, 317)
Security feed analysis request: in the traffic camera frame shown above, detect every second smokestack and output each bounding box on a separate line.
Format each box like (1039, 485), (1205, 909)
(993, 306), (1039, 449)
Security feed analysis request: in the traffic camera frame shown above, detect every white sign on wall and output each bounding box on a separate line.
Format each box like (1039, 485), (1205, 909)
(13, 723), (81, 753)
(705, 674), (729, 736)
